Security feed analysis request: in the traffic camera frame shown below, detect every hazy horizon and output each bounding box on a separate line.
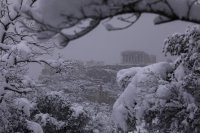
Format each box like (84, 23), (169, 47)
(52, 14), (192, 65)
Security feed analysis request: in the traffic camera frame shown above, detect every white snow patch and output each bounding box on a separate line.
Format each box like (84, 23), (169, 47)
(14, 98), (35, 117)
(26, 120), (44, 133)
(35, 113), (65, 129)
(156, 85), (171, 99)
(117, 67), (141, 89)
(15, 41), (31, 53)
(174, 63), (186, 81)
(70, 103), (84, 117)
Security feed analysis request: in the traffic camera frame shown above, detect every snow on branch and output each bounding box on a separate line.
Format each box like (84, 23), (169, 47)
(103, 13), (141, 31)
(21, 8), (101, 48)
(21, 0), (200, 47)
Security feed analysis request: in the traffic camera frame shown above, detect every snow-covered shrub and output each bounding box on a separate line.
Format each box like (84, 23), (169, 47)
(0, 97), (42, 133)
(0, 104), (28, 133)
(116, 67), (141, 89)
(151, 25), (200, 133)
(113, 25), (200, 133)
(34, 91), (90, 133)
(39, 60), (86, 84)
(143, 83), (199, 133)
(0, 1), (76, 132)
(84, 103), (115, 133)
(140, 25), (200, 133)
(85, 67), (116, 83)
(113, 62), (174, 132)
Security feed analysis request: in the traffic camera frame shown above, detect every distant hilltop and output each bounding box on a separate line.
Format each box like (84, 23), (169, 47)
(121, 50), (156, 65)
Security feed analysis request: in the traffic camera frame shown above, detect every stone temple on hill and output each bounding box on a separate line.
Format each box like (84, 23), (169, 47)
(121, 50), (156, 65)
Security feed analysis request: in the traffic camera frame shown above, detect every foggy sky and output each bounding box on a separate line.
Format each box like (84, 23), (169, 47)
(54, 14), (192, 65)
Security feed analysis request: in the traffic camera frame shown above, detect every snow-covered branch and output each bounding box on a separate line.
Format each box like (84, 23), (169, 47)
(23, 0), (200, 47)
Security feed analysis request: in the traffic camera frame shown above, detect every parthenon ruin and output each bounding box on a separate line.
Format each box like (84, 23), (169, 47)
(121, 51), (156, 65)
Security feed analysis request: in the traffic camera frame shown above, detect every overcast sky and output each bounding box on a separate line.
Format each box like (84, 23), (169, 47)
(30, 14), (193, 78)
(54, 14), (192, 65)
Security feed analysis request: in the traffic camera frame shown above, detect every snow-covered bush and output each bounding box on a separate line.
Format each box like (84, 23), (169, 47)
(152, 25), (200, 133)
(0, 97), (43, 133)
(0, 1), (72, 132)
(34, 91), (90, 133)
(113, 25), (200, 133)
(140, 25), (200, 133)
(39, 60), (86, 83)
(0, 103), (28, 133)
(116, 67), (141, 90)
(113, 62), (174, 132)
(85, 67), (116, 83)
(83, 103), (116, 133)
